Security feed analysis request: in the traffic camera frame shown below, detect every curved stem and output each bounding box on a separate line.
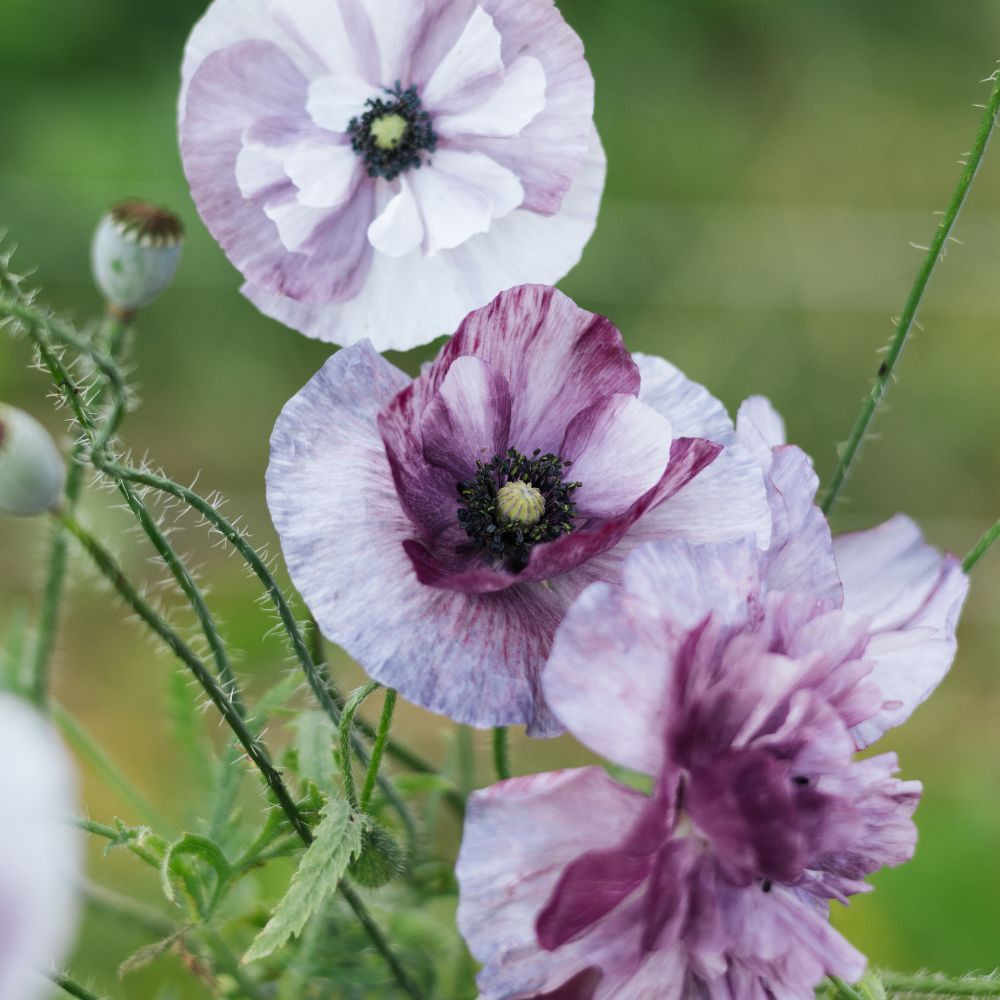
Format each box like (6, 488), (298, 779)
(881, 971), (1000, 996)
(492, 726), (511, 781)
(821, 68), (1000, 514)
(340, 682), (381, 810)
(51, 974), (104, 1000)
(963, 517), (1000, 572)
(361, 688), (397, 812)
(827, 977), (865, 1000)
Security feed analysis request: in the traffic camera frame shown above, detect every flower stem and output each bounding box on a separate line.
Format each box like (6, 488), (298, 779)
(340, 682), (381, 810)
(51, 974), (104, 1000)
(821, 68), (1000, 515)
(881, 971), (1000, 995)
(492, 726), (511, 781)
(963, 517), (1000, 572)
(827, 976), (865, 1000)
(361, 688), (397, 812)
(53, 703), (170, 832)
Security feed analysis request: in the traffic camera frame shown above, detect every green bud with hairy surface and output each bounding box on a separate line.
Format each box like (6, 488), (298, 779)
(348, 822), (406, 889)
(0, 405), (65, 517)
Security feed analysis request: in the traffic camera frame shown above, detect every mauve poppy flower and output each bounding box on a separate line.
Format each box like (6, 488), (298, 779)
(267, 285), (771, 733)
(0, 694), (79, 998)
(455, 400), (967, 998)
(179, 0), (604, 349)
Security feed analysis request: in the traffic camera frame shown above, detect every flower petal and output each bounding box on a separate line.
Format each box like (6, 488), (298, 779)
(242, 126), (605, 349)
(284, 139), (359, 208)
(306, 73), (380, 134)
(833, 515), (969, 747)
(367, 177), (426, 257)
(436, 55), (547, 138)
(560, 395), (672, 520)
(456, 768), (649, 999)
(408, 150), (524, 253)
(735, 395), (787, 469)
(421, 355), (512, 478)
(269, 341), (569, 731)
(544, 538), (760, 775)
(422, 6), (504, 111)
(365, 0), (427, 83)
(271, 0), (378, 82)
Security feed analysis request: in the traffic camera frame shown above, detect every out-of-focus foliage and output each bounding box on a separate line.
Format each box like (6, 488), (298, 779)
(2, 1), (1000, 995)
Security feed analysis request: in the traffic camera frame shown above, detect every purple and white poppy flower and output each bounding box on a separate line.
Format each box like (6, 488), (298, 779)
(0, 694), (79, 999)
(267, 285), (772, 734)
(455, 401), (968, 999)
(179, 0), (604, 349)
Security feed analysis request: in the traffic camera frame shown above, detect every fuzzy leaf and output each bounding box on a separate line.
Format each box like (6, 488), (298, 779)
(244, 800), (363, 964)
(118, 925), (192, 979)
(294, 709), (337, 792)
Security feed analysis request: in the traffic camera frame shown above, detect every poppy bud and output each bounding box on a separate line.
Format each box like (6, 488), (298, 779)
(0, 405), (66, 517)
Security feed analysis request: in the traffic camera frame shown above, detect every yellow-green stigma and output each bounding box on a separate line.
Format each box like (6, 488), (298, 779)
(457, 448), (581, 573)
(496, 480), (546, 528)
(370, 113), (408, 150)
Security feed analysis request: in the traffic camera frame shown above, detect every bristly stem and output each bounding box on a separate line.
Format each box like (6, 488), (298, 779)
(340, 682), (381, 810)
(51, 974), (105, 1000)
(963, 517), (1000, 572)
(361, 688), (397, 811)
(821, 68), (1000, 515)
(492, 726), (511, 781)
(881, 971), (1000, 995)
(827, 976), (865, 1000)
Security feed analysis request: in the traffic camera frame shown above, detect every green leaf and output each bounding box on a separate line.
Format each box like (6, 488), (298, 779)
(294, 709), (337, 793)
(160, 834), (232, 916)
(244, 799), (364, 964)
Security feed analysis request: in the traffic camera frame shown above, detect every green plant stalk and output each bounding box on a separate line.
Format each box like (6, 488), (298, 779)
(881, 971), (1000, 996)
(61, 516), (421, 998)
(53, 703), (170, 831)
(963, 517), (1000, 572)
(74, 817), (164, 869)
(492, 726), (511, 781)
(827, 977), (865, 1000)
(28, 313), (132, 707)
(82, 878), (175, 937)
(361, 688), (397, 811)
(340, 682), (381, 810)
(821, 69), (1000, 514)
(51, 974), (105, 1000)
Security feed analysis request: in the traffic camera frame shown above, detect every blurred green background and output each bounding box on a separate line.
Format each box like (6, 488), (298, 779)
(2, 0), (1000, 995)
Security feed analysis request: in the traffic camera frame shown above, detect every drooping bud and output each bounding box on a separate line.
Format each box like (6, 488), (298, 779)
(91, 201), (183, 314)
(0, 405), (66, 517)
(348, 822), (406, 888)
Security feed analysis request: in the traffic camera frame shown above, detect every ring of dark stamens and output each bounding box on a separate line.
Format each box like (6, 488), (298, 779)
(348, 82), (438, 181)
(457, 448), (581, 573)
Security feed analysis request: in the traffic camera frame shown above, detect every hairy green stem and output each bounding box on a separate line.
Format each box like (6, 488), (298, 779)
(340, 682), (381, 810)
(492, 726), (511, 781)
(821, 69), (1000, 514)
(51, 974), (105, 1000)
(963, 517), (1000, 572)
(827, 977), (865, 1000)
(74, 817), (163, 869)
(361, 688), (397, 811)
(53, 704), (170, 831)
(881, 971), (1000, 996)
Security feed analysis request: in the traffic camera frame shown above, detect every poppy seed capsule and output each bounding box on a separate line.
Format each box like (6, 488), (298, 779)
(0, 405), (66, 517)
(91, 201), (183, 312)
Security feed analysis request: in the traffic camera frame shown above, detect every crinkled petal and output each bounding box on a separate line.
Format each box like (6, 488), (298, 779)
(285, 139), (359, 208)
(0, 696), (79, 1000)
(834, 515), (969, 747)
(422, 6), (504, 111)
(436, 55), (547, 138)
(306, 73), (380, 134)
(409, 150), (524, 253)
(544, 538), (760, 774)
(735, 395), (786, 470)
(366, 0), (427, 83)
(457, 768), (649, 999)
(561, 395), (672, 520)
(367, 177), (425, 257)
(243, 127), (605, 349)
(268, 341), (567, 731)
(421, 355), (512, 479)
(271, 0), (378, 82)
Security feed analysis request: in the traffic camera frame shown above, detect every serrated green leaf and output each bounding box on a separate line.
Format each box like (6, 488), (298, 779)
(294, 709), (337, 793)
(244, 799), (363, 964)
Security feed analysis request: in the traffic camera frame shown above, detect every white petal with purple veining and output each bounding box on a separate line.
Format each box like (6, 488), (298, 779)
(367, 0), (427, 83)
(271, 0), (375, 81)
(306, 73), (380, 133)
(286, 140), (359, 208)
(436, 55), (547, 138)
(367, 177), (425, 256)
(264, 190), (330, 252)
(561, 395), (672, 520)
(422, 6), (503, 110)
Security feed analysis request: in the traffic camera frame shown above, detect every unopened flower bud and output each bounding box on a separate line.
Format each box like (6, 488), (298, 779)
(91, 201), (183, 313)
(348, 822), (406, 888)
(0, 405), (66, 516)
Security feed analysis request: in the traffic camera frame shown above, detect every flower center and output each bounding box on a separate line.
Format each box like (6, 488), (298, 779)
(348, 83), (437, 181)
(456, 448), (581, 573)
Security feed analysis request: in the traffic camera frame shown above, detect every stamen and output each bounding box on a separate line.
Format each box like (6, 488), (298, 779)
(348, 83), (437, 181)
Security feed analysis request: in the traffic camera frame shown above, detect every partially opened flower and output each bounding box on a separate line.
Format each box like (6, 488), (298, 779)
(0, 694), (79, 998)
(267, 285), (771, 733)
(456, 404), (968, 998)
(179, 0), (604, 349)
